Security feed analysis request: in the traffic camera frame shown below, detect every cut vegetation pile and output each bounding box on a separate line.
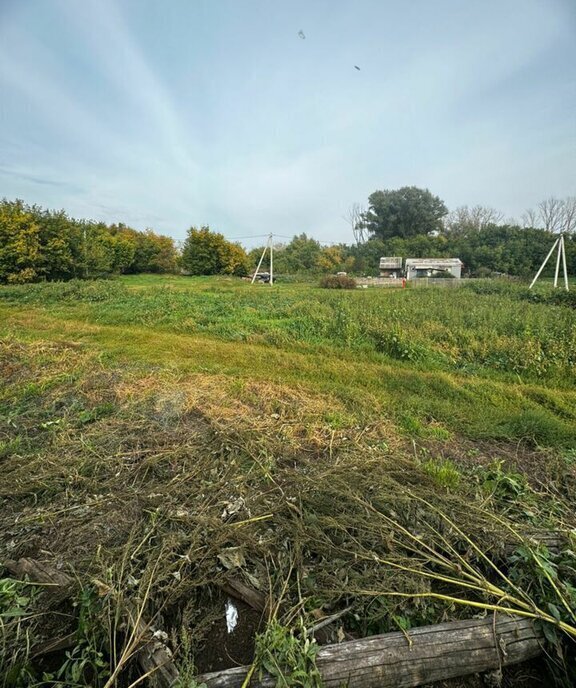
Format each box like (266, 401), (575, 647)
(1, 277), (576, 687)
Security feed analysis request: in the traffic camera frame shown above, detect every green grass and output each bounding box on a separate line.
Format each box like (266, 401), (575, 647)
(1, 275), (575, 448)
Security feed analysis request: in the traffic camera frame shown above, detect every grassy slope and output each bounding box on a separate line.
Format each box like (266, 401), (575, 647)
(1, 275), (575, 447)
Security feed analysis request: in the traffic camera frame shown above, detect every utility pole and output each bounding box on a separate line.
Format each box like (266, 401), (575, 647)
(269, 234), (273, 286)
(529, 234), (570, 291)
(251, 234), (274, 285)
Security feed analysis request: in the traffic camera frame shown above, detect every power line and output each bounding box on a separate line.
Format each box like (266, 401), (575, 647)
(223, 233), (271, 240)
(223, 232), (345, 247)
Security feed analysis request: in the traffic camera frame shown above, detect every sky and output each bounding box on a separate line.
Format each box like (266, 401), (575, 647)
(0, 0), (575, 246)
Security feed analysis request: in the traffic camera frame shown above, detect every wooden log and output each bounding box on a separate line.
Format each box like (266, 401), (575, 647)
(130, 610), (180, 688)
(502, 531), (566, 557)
(218, 576), (267, 613)
(4, 557), (75, 603)
(32, 632), (78, 658)
(195, 615), (543, 688)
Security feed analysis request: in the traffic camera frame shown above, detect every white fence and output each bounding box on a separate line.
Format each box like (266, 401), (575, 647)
(409, 278), (463, 288)
(356, 278), (404, 288)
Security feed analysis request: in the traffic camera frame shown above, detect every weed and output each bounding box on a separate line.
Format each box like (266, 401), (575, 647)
(371, 327), (428, 362)
(252, 619), (321, 688)
(422, 458), (461, 490)
(476, 460), (533, 513)
(0, 578), (38, 686)
(508, 543), (576, 684)
(172, 627), (207, 688)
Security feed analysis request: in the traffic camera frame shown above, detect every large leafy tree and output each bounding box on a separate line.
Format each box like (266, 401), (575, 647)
(181, 226), (249, 276)
(0, 199), (42, 283)
(362, 187), (448, 240)
(261, 234), (321, 274)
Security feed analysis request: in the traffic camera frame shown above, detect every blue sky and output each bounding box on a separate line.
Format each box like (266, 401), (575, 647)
(0, 0), (575, 245)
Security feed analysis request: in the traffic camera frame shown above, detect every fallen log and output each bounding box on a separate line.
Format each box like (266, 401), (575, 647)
(218, 576), (267, 613)
(503, 530), (567, 557)
(128, 607), (180, 688)
(196, 614), (543, 688)
(5, 557), (76, 604)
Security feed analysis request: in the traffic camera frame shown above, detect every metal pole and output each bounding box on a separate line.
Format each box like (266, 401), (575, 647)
(269, 234), (273, 286)
(529, 237), (559, 289)
(561, 234), (570, 291)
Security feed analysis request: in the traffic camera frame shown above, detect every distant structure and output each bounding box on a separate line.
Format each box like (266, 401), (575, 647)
(379, 257), (403, 278)
(404, 258), (463, 280)
(379, 257), (463, 280)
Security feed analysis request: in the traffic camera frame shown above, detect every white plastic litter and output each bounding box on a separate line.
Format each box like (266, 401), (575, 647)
(225, 599), (238, 634)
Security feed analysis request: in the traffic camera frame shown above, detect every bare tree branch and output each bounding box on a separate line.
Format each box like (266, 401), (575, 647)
(444, 205), (504, 235)
(521, 208), (539, 229)
(343, 203), (367, 244)
(561, 196), (576, 234)
(538, 197), (564, 233)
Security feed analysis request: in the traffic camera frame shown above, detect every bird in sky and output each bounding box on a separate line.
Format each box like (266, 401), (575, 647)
(298, 30), (306, 39)
(354, 65), (361, 70)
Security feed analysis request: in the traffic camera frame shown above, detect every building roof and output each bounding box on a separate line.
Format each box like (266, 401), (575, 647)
(379, 256), (403, 268)
(404, 258), (463, 268)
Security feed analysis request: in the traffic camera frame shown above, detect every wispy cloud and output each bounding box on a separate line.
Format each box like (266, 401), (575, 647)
(0, 165), (82, 191)
(0, 0), (574, 241)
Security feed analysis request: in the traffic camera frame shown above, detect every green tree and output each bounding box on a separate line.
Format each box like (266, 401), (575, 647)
(181, 226), (248, 276)
(315, 245), (355, 273)
(277, 234), (322, 273)
(128, 229), (178, 274)
(0, 199), (42, 283)
(0, 198), (181, 282)
(362, 187), (448, 240)
(83, 222), (117, 278)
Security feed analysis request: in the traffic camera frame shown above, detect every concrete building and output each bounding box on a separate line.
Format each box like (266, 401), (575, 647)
(404, 258), (463, 280)
(379, 257), (403, 278)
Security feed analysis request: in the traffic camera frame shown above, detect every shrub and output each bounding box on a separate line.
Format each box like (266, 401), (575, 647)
(319, 274), (357, 289)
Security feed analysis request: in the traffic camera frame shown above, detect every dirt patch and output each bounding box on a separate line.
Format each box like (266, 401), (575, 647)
(194, 593), (265, 673)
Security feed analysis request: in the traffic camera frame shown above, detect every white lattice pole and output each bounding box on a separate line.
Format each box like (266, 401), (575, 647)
(529, 237), (559, 289)
(561, 235), (570, 291)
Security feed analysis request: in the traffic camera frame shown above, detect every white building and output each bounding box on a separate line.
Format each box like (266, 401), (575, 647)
(404, 258), (463, 280)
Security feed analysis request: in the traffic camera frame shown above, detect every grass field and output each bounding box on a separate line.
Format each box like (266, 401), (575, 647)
(1, 275), (575, 686)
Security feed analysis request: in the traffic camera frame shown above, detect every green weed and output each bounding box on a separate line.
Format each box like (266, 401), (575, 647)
(252, 619), (321, 688)
(422, 458), (461, 490)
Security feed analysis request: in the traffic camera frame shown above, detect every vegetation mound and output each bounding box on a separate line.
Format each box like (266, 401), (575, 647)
(319, 274), (357, 289)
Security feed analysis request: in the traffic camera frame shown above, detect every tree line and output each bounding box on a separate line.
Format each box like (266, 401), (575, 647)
(0, 199), (179, 283)
(1, 189), (575, 283)
(247, 227), (575, 279)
